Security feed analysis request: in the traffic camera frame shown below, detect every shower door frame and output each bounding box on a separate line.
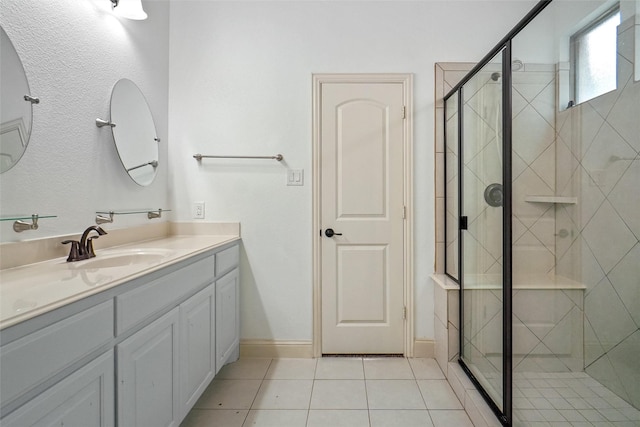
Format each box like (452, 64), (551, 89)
(442, 1), (553, 425)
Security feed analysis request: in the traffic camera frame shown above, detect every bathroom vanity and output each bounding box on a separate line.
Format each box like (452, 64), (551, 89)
(0, 235), (240, 427)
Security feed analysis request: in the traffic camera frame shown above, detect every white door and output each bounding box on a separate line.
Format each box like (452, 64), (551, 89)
(320, 80), (406, 354)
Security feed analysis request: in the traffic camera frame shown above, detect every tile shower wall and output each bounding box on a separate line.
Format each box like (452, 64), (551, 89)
(437, 63), (560, 277)
(555, 17), (640, 408)
(509, 65), (588, 377)
(512, 65), (558, 276)
(462, 65), (505, 277)
(436, 62), (585, 380)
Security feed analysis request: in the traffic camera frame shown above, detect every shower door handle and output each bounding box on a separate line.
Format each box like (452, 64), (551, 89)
(459, 216), (468, 230)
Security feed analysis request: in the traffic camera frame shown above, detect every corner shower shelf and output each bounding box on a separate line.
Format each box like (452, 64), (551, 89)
(524, 196), (577, 204)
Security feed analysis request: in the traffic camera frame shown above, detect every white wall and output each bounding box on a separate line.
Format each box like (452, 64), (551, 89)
(0, 0), (539, 345)
(168, 0), (537, 343)
(0, 0), (170, 242)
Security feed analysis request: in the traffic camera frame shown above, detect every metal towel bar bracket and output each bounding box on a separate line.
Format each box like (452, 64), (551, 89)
(193, 154), (283, 162)
(24, 95), (40, 104)
(13, 214), (39, 233)
(96, 118), (116, 128)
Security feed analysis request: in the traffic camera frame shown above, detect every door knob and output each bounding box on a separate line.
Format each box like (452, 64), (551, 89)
(324, 228), (342, 238)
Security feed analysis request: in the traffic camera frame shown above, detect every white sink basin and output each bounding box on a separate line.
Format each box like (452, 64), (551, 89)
(74, 248), (175, 269)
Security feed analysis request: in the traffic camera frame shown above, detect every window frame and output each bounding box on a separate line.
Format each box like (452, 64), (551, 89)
(569, 3), (621, 105)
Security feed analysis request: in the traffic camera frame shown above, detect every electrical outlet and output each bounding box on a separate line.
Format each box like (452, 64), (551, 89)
(193, 202), (205, 219)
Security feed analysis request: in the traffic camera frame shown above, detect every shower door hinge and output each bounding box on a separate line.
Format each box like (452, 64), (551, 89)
(402, 106), (407, 119)
(459, 216), (468, 230)
(403, 306), (407, 320)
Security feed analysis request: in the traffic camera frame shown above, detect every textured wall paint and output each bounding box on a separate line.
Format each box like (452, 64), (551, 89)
(168, 1), (537, 342)
(0, 0), (170, 242)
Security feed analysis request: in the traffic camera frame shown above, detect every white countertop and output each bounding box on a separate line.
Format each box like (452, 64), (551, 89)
(0, 234), (239, 330)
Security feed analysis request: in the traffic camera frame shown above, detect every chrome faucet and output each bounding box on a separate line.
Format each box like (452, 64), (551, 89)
(62, 226), (107, 262)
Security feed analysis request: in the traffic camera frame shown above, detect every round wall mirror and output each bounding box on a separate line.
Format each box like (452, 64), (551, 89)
(0, 26), (34, 173)
(110, 78), (159, 186)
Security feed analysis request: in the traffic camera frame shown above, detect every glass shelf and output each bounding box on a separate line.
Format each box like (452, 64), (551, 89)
(95, 209), (171, 223)
(0, 214), (57, 222)
(1, 214), (56, 233)
(96, 209), (171, 216)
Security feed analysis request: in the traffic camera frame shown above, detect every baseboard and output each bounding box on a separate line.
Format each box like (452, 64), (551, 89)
(413, 339), (435, 358)
(240, 340), (313, 358)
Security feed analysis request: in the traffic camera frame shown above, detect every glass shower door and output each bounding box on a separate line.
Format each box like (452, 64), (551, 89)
(460, 53), (505, 411)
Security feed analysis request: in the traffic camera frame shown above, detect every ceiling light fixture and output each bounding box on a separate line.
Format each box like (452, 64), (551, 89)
(110, 0), (148, 20)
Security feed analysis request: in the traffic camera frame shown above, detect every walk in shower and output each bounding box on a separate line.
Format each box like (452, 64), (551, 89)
(443, 0), (639, 425)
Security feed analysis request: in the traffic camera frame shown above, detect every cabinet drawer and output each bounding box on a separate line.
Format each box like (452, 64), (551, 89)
(215, 245), (239, 276)
(0, 300), (114, 407)
(116, 255), (215, 335)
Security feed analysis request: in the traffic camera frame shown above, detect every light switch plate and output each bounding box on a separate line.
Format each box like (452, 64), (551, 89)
(287, 169), (304, 186)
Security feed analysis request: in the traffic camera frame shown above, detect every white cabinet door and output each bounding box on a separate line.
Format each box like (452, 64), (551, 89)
(117, 308), (179, 427)
(179, 284), (215, 419)
(215, 268), (240, 372)
(1, 350), (115, 427)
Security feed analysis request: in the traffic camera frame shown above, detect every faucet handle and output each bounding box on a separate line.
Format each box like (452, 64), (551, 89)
(62, 240), (81, 262)
(86, 236), (100, 258)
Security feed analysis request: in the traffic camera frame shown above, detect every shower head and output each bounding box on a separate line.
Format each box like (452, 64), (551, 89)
(489, 59), (524, 82)
(490, 59), (523, 81)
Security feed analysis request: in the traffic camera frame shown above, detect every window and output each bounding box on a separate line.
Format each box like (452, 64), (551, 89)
(570, 5), (620, 104)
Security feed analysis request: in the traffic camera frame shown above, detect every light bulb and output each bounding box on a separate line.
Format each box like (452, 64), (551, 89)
(113, 0), (147, 20)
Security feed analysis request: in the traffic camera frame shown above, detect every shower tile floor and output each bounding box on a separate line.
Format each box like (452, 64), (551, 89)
(179, 357), (474, 427)
(483, 371), (640, 426)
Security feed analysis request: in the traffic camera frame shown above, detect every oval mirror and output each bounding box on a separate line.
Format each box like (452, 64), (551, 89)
(0, 26), (34, 173)
(110, 79), (159, 186)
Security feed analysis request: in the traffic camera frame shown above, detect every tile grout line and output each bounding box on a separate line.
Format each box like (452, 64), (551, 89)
(306, 358), (319, 426)
(243, 358), (274, 426)
(362, 358), (372, 426)
(412, 365), (436, 425)
(195, 359), (482, 426)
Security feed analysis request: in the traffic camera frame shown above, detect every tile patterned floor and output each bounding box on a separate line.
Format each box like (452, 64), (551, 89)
(513, 372), (640, 427)
(480, 371), (640, 426)
(180, 357), (474, 427)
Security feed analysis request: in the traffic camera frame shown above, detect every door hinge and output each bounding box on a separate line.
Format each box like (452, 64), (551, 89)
(402, 106), (407, 119)
(403, 306), (407, 320)
(403, 206), (406, 219)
